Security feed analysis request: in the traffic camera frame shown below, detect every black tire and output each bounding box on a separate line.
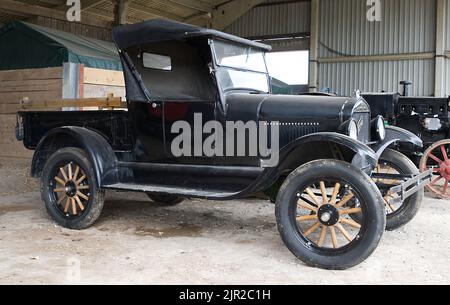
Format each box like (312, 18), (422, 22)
(275, 160), (386, 270)
(41, 147), (105, 230)
(146, 193), (184, 206)
(377, 149), (423, 231)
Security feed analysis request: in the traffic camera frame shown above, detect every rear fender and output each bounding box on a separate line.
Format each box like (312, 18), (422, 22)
(31, 127), (119, 187)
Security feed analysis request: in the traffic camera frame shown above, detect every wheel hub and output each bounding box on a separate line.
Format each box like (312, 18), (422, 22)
(317, 204), (340, 226)
(439, 161), (450, 180)
(64, 181), (77, 197)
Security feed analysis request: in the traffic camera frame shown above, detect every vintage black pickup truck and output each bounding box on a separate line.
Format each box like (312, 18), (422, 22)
(17, 19), (432, 270)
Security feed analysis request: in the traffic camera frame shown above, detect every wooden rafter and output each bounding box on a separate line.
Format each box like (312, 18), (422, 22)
(0, 0), (111, 28)
(163, 0), (212, 12)
(128, 2), (185, 21)
(54, 0), (108, 12)
(63, 0), (189, 23)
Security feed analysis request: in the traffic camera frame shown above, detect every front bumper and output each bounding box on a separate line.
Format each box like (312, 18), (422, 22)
(372, 169), (433, 203)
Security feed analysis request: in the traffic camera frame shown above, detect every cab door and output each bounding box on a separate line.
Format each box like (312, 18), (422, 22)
(163, 100), (216, 165)
(128, 101), (166, 162)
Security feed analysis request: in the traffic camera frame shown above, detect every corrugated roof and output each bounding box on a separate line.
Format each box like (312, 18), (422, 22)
(0, 0), (215, 26)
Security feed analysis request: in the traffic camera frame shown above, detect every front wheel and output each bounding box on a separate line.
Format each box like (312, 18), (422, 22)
(275, 160), (386, 270)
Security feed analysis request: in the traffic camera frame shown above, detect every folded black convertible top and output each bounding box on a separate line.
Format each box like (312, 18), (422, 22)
(113, 18), (272, 51)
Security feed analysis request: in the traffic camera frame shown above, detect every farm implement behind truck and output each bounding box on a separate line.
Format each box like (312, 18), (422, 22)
(363, 81), (450, 198)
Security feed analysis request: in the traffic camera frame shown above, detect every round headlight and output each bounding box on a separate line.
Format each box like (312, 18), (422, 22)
(348, 120), (358, 140)
(376, 116), (386, 141)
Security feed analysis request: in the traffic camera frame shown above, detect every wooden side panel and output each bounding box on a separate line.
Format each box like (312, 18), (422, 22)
(84, 67), (125, 87)
(0, 67), (63, 82)
(0, 67), (63, 158)
(0, 114), (32, 158)
(83, 84), (126, 99)
(83, 67), (126, 101)
(0, 67), (63, 114)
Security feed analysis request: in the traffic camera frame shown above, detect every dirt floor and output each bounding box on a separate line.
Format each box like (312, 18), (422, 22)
(0, 157), (449, 285)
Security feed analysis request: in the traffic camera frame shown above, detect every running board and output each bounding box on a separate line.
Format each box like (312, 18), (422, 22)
(104, 183), (239, 199)
(118, 162), (264, 178)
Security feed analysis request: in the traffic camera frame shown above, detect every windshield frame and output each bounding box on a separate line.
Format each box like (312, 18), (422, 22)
(210, 39), (271, 94)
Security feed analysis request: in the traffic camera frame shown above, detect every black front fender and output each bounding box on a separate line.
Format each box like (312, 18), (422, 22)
(371, 126), (423, 158)
(31, 126), (119, 187)
(276, 132), (378, 173)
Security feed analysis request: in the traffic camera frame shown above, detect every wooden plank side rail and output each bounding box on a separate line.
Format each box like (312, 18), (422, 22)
(20, 95), (127, 111)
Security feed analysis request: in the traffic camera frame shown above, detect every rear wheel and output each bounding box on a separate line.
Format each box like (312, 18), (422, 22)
(275, 160), (385, 270)
(40, 148), (105, 230)
(373, 149), (423, 231)
(146, 193), (184, 206)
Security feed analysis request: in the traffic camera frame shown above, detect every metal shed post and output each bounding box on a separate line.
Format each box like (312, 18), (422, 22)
(435, 0), (447, 97)
(309, 0), (319, 93)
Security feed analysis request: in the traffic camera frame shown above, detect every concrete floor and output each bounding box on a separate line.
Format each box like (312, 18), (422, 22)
(0, 157), (449, 285)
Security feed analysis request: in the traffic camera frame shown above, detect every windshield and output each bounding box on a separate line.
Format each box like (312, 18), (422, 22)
(212, 40), (269, 93)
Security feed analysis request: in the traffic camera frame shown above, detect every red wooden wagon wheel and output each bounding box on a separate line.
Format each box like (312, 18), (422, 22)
(419, 139), (450, 199)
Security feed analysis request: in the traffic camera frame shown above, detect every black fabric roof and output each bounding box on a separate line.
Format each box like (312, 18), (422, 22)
(113, 19), (272, 51)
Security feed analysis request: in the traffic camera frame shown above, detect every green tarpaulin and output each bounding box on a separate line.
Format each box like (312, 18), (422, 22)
(0, 21), (122, 71)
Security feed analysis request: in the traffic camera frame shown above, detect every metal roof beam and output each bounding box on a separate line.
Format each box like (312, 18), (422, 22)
(114, 0), (132, 25)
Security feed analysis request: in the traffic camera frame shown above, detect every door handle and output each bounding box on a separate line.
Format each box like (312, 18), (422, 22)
(152, 103), (161, 109)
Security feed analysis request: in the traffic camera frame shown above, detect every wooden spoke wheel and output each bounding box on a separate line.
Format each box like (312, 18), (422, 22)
(370, 149), (423, 231)
(420, 140), (450, 199)
(51, 162), (90, 217)
(295, 180), (363, 249)
(275, 160), (385, 270)
(374, 163), (403, 215)
(41, 148), (105, 230)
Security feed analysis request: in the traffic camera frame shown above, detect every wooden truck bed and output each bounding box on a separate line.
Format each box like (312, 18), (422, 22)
(17, 96), (132, 152)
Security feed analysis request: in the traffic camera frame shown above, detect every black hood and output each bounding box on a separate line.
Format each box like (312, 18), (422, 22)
(224, 93), (371, 147)
(225, 93), (367, 124)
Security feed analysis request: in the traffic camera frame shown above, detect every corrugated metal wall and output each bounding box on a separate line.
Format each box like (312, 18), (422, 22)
(317, 0), (437, 96)
(319, 59), (435, 96)
(225, 0), (311, 51)
(319, 0), (435, 57)
(225, 0), (311, 37)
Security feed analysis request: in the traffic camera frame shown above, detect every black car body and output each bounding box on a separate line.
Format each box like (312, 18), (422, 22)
(17, 19), (432, 270)
(20, 20), (422, 197)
